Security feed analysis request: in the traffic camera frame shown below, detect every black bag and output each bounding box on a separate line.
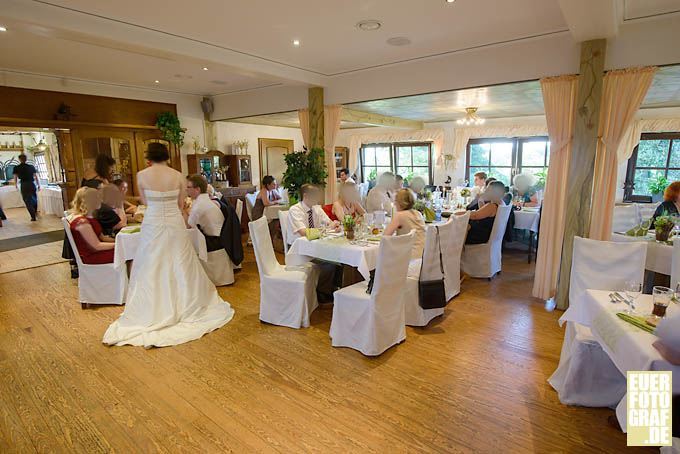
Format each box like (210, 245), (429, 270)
(418, 226), (447, 309)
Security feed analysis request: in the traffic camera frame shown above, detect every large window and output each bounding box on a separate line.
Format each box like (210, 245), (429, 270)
(360, 142), (433, 184)
(624, 133), (680, 200)
(466, 137), (550, 186)
(33, 152), (49, 181)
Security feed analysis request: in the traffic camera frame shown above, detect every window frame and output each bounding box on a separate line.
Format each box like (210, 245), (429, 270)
(33, 152), (49, 181)
(465, 136), (550, 186)
(624, 132), (680, 201)
(359, 142), (433, 184)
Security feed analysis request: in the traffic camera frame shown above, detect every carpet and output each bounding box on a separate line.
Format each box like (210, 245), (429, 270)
(0, 230), (64, 252)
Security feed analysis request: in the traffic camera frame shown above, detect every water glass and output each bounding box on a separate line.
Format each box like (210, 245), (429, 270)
(374, 211), (386, 226)
(653, 286), (673, 318)
(624, 280), (642, 314)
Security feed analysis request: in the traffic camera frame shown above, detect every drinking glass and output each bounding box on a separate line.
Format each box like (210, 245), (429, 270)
(652, 286), (673, 318)
(319, 218), (329, 237)
(624, 280), (642, 314)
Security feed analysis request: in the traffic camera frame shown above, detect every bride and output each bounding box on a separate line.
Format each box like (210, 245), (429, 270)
(103, 143), (234, 347)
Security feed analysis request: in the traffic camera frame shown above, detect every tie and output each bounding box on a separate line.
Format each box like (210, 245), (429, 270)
(308, 209), (314, 228)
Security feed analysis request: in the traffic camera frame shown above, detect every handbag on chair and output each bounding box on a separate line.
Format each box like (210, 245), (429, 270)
(418, 226), (447, 309)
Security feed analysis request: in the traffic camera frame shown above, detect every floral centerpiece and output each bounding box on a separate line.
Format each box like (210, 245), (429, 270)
(343, 215), (356, 240)
(414, 199), (436, 222)
(459, 188), (471, 198)
(654, 210), (676, 242)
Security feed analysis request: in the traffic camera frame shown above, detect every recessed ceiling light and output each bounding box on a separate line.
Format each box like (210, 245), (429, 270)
(356, 20), (382, 31)
(292, 39), (300, 46)
(202, 67), (209, 71)
(387, 37), (411, 46)
(154, 80), (160, 84)
(446, 0), (455, 3)
(0, 26), (7, 32)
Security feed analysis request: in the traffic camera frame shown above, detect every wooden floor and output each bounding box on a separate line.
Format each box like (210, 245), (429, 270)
(0, 247), (652, 453)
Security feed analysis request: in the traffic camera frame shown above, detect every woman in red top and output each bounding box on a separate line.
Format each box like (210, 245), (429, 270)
(68, 187), (115, 264)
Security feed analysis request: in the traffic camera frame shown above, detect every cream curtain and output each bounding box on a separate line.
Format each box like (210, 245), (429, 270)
(298, 109), (310, 149)
(532, 75), (579, 300)
(324, 105), (343, 202)
(589, 67), (658, 240)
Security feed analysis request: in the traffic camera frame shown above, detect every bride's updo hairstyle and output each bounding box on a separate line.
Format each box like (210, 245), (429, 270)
(146, 142), (170, 163)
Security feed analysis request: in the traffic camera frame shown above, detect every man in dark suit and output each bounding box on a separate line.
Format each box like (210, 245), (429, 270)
(13, 154), (40, 221)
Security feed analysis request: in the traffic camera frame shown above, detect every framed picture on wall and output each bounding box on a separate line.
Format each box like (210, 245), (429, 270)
(334, 147), (348, 178)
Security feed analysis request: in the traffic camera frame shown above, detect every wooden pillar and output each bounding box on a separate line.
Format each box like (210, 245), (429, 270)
(555, 39), (607, 310)
(308, 87), (324, 150)
(202, 96), (218, 151)
(55, 130), (77, 207)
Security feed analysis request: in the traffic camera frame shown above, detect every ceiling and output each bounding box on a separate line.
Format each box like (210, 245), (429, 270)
(228, 112), (374, 130)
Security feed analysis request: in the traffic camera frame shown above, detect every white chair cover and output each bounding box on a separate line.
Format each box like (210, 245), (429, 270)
(461, 204), (512, 278)
(404, 226), (445, 327)
(62, 218), (127, 305)
(671, 237), (680, 289)
(279, 210), (291, 255)
(441, 212), (469, 300)
(245, 192), (257, 221)
(612, 204), (639, 233)
(549, 236), (647, 407)
(249, 217), (320, 329)
(202, 249), (235, 286)
(235, 198), (243, 224)
(330, 232), (415, 356)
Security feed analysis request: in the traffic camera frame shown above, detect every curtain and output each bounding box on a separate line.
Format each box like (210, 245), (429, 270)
(532, 75), (579, 300)
(324, 105), (343, 202)
(298, 109), (310, 149)
(589, 67), (658, 240)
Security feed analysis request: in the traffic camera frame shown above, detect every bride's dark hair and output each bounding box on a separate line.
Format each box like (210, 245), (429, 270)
(146, 142), (170, 163)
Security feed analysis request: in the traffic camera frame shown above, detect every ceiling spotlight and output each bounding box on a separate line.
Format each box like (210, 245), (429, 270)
(387, 36), (411, 46)
(456, 107), (485, 126)
(0, 26), (7, 32)
(154, 80), (160, 84)
(202, 67), (209, 71)
(356, 20), (382, 31)
(446, 0), (455, 3)
(292, 39), (300, 46)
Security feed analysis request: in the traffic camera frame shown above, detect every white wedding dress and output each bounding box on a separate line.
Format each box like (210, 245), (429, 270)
(103, 189), (234, 347)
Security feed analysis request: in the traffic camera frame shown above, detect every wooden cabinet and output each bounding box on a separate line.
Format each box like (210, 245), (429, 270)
(225, 154), (253, 187)
(187, 150), (229, 185)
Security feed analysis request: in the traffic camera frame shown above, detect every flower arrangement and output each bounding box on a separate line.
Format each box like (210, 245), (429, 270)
(343, 215), (356, 240)
(459, 188), (471, 198)
(413, 199), (436, 222)
(654, 210), (677, 242)
(233, 139), (249, 154)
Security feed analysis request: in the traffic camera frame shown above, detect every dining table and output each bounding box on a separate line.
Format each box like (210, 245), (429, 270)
(0, 185), (24, 209)
(560, 289), (680, 432)
(611, 232), (672, 276)
(38, 186), (63, 216)
(113, 226), (208, 270)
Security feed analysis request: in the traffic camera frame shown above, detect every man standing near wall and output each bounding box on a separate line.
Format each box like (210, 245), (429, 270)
(13, 154), (40, 221)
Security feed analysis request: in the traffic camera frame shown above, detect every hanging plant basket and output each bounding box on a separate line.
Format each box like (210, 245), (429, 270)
(155, 111), (185, 146)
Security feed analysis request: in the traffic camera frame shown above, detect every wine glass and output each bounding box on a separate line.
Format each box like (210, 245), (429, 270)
(319, 218), (329, 237)
(624, 280), (642, 314)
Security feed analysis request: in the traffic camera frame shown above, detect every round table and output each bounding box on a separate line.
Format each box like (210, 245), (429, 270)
(0, 185), (24, 209)
(38, 187), (64, 216)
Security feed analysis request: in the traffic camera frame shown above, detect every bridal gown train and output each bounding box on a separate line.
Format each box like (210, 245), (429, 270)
(103, 189), (234, 347)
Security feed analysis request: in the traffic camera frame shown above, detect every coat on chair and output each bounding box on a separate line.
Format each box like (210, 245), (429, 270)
(201, 199), (244, 266)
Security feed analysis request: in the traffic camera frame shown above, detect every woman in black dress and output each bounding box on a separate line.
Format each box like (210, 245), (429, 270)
(462, 181), (506, 245)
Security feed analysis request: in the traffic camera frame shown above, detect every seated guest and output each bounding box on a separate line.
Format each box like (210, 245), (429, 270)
(469, 171), (487, 201)
(98, 184), (127, 236)
(503, 185), (513, 206)
(366, 172), (395, 213)
(466, 177), (496, 211)
(333, 181), (366, 220)
(339, 168), (355, 184)
(460, 180), (506, 245)
(511, 173), (539, 207)
(113, 179), (138, 215)
(287, 184), (339, 242)
(81, 153), (115, 187)
(185, 174), (224, 235)
(384, 189), (426, 259)
(67, 187), (115, 264)
(388, 174), (404, 200)
(409, 176), (427, 200)
(252, 175), (280, 221)
(652, 181), (680, 224)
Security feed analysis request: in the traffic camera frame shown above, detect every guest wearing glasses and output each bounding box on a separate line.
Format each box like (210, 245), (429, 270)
(383, 189), (426, 259)
(252, 175), (281, 221)
(67, 187), (115, 264)
(332, 181), (365, 221)
(460, 180), (506, 245)
(652, 181), (680, 224)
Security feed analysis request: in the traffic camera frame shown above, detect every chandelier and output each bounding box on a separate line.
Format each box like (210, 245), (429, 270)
(456, 107), (485, 126)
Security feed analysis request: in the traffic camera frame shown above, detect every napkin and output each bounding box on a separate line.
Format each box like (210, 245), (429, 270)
(120, 226), (141, 234)
(305, 228), (320, 240)
(616, 313), (656, 334)
(625, 226), (648, 237)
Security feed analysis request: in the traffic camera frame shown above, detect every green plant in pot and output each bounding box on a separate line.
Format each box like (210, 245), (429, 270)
(156, 111), (185, 146)
(534, 169), (547, 190)
(281, 147), (328, 203)
(343, 215), (356, 240)
(654, 210), (676, 242)
(648, 175), (668, 203)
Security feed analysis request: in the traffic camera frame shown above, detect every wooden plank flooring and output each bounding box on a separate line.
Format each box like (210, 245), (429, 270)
(0, 247), (653, 453)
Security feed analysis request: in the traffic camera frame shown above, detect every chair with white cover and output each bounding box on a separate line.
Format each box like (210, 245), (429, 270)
(549, 236), (647, 407)
(249, 216), (320, 329)
(330, 231), (415, 355)
(245, 192), (257, 221)
(235, 198), (243, 224)
(62, 218), (127, 307)
(612, 204), (639, 233)
(441, 212), (470, 300)
(671, 237), (680, 290)
(202, 248), (235, 287)
(279, 210), (291, 255)
(461, 204), (512, 278)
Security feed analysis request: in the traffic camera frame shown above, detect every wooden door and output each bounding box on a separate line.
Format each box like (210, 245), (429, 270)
(72, 128), (137, 191)
(258, 138), (293, 185)
(134, 131), (180, 173)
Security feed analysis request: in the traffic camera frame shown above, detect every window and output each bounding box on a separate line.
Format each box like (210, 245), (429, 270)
(624, 133), (680, 200)
(33, 152), (49, 181)
(466, 137), (550, 186)
(360, 142), (432, 184)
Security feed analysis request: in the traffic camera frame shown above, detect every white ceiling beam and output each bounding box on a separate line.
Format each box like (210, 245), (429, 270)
(341, 108), (424, 130)
(558, 0), (620, 42)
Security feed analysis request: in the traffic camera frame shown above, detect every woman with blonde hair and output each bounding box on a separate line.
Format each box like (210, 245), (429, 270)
(67, 187), (115, 264)
(332, 181), (366, 220)
(383, 188), (426, 259)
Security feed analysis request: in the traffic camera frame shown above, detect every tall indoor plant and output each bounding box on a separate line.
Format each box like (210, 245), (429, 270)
(156, 111), (185, 146)
(281, 147), (327, 203)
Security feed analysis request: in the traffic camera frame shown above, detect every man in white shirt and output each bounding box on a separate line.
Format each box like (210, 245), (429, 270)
(366, 172), (394, 213)
(339, 168), (355, 184)
(469, 171), (487, 201)
(287, 184), (339, 242)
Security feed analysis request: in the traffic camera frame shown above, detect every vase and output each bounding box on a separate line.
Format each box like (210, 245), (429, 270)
(656, 225), (673, 242)
(344, 226), (355, 240)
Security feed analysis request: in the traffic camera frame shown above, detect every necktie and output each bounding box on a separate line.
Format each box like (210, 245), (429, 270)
(308, 209), (314, 228)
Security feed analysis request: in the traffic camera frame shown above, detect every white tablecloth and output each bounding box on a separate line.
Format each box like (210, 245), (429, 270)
(513, 209), (540, 233)
(611, 232), (672, 275)
(38, 187), (63, 216)
(286, 235), (379, 280)
(561, 289), (680, 430)
(0, 185), (24, 208)
(113, 227), (208, 270)
(264, 204), (285, 222)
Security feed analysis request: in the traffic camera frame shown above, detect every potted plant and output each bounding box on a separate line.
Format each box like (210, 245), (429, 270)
(156, 112), (184, 146)
(654, 210), (676, 242)
(648, 175), (668, 203)
(534, 169), (548, 190)
(281, 147), (328, 203)
(343, 215), (356, 240)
